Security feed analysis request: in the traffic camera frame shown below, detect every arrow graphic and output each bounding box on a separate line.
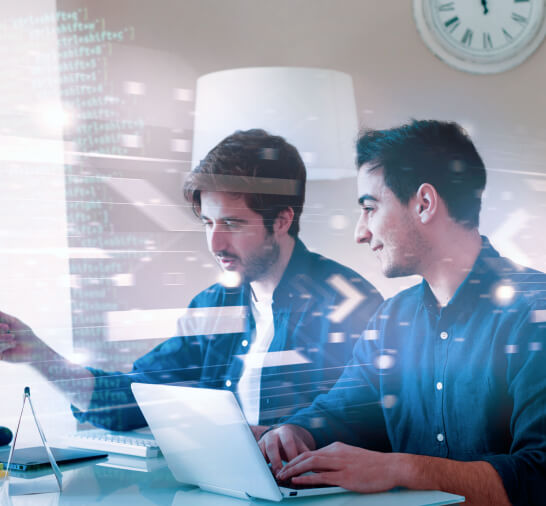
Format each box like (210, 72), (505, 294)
(326, 274), (365, 324)
(490, 208), (531, 268)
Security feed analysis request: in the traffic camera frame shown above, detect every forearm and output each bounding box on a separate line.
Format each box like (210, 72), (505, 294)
(396, 454), (510, 506)
(30, 345), (96, 412)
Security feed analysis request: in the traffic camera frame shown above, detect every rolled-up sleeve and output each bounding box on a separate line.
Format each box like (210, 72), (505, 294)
(72, 313), (206, 430)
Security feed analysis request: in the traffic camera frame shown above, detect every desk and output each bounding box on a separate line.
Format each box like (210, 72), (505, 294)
(2, 455), (464, 505)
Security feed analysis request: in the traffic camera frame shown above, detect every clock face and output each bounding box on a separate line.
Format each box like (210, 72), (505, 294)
(414, 0), (546, 73)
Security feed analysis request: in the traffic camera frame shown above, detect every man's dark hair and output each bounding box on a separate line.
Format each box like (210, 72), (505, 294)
(184, 129), (306, 237)
(356, 119), (486, 228)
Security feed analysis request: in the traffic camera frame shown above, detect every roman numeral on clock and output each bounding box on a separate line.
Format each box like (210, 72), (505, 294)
(502, 28), (514, 41)
(438, 2), (455, 11)
(511, 12), (528, 25)
(444, 16), (460, 33)
(483, 32), (493, 49)
(461, 29), (473, 46)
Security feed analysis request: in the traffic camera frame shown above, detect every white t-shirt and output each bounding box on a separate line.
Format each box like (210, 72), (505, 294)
(236, 295), (275, 425)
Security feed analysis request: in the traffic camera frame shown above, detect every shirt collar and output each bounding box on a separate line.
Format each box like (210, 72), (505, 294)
(272, 238), (311, 308)
(420, 236), (503, 317)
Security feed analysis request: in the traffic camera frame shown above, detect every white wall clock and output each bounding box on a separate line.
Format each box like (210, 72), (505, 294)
(413, 0), (546, 74)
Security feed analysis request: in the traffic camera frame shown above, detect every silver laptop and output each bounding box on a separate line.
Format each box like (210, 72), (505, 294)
(131, 383), (348, 501)
(132, 383), (465, 504)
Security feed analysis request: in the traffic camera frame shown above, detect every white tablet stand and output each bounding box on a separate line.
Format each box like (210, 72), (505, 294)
(2, 386), (63, 491)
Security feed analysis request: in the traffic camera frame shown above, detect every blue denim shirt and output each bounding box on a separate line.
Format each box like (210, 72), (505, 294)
(73, 239), (383, 430)
(286, 237), (546, 506)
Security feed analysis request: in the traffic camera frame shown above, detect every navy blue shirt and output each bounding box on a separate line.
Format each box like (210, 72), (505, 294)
(73, 240), (382, 430)
(287, 238), (546, 506)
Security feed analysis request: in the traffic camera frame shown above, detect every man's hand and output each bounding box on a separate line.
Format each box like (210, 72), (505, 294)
(276, 441), (398, 493)
(250, 425), (270, 441)
(258, 424), (315, 475)
(0, 311), (51, 364)
(0, 311), (96, 411)
(278, 443), (510, 505)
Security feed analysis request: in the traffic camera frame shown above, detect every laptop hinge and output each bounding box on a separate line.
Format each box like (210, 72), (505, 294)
(198, 483), (251, 500)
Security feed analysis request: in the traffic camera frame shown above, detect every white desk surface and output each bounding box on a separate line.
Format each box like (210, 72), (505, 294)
(2, 455), (464, 506)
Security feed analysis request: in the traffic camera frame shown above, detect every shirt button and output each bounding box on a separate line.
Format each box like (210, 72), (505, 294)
(225, 380), (232, 387)
(436, 433), (445, 442)
(436, 382), (443, 390)
(440, 331), (448, 340)
(242, 340), (249, 347)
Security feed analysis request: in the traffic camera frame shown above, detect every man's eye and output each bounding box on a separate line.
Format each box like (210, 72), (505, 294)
(201, 220), (212, 227)
(362, 206), (375, 214)
(225, 221), (240, 229)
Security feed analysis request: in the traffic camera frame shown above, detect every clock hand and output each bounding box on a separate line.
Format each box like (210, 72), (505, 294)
(481, 0), (489, 15)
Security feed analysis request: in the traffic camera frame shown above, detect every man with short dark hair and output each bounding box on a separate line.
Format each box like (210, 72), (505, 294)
(185, 129), (307, 238)
(260, 120), (546, 506)
(0, 129), (382, 432)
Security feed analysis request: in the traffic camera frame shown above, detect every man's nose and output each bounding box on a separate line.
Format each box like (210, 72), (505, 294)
(354, 216), (371, 244)
(209, 225), (227, 253)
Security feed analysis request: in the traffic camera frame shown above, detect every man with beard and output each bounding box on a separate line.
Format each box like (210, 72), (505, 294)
(259, 121), (545, 505)
(0, 129), (382, 433)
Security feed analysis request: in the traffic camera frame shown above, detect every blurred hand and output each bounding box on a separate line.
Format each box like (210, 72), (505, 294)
(258, 424), (315, 475)
(0, 320), (15, 355)
(276, 441), (399, 493)
(0, 311), (50, 364)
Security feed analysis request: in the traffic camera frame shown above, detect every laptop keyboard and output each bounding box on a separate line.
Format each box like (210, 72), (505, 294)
(64, 429), (160, 458)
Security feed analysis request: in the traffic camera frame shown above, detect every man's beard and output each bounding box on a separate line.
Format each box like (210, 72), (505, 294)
(242, 234), (280, 282)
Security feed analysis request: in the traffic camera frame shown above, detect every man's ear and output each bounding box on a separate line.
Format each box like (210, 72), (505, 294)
(413, 183), (439, 224)
(274, 207), (295, 235)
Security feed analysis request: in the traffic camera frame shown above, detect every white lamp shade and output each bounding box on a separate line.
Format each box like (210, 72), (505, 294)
(191, 67), (359, 180)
